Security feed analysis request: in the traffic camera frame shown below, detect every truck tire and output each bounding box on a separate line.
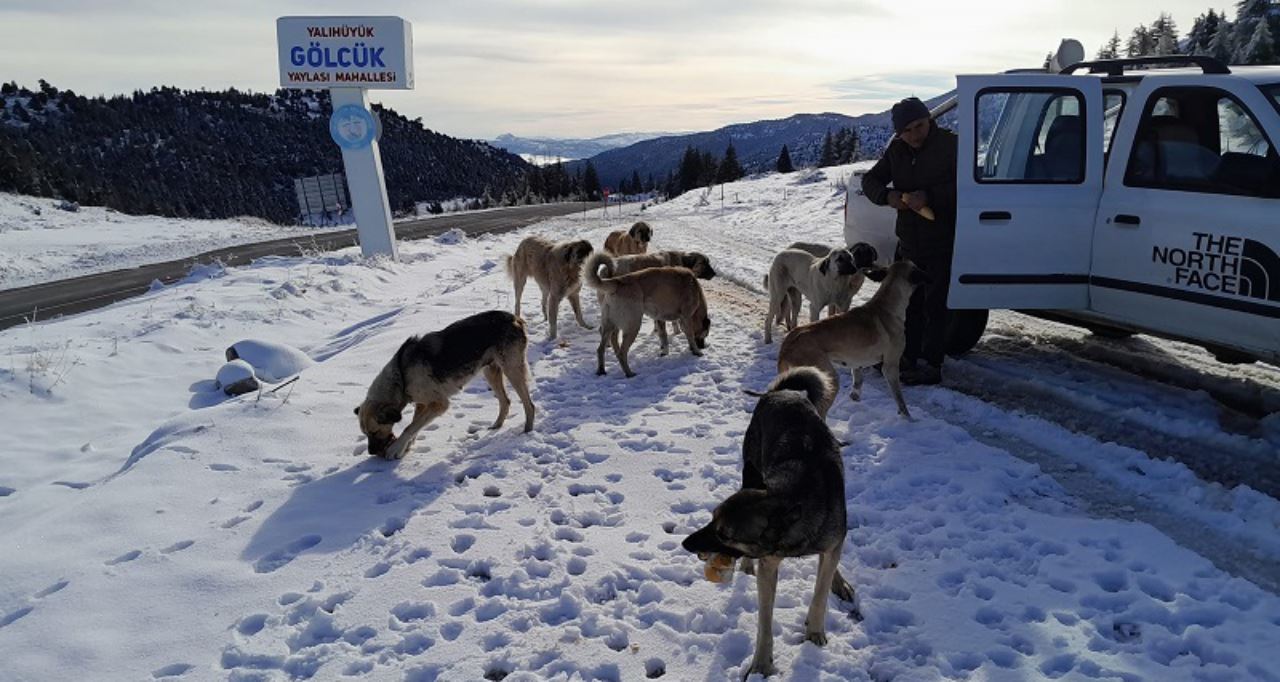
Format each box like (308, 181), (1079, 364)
(946, 309), (988, 356)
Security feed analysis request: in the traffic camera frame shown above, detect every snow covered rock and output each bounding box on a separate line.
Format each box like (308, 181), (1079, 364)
(224, 339), (312, 383)
(55, 200), (80, 213)
(215, 359), (259, 396)
(434, 228), (466, 245)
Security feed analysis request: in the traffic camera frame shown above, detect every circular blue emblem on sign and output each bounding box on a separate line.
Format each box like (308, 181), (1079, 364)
(329, 104), (378, 150)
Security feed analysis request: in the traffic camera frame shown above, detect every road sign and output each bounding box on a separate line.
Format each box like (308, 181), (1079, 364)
(277, 16), (413, 260)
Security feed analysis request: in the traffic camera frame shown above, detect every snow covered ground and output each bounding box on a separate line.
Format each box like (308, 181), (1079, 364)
(1, 166), (1279, 681)
(0, 193), (361, 291)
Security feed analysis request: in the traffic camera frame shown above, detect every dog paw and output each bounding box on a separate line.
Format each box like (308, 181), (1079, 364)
(804, 630), (828, 647)
(832, 577), (856, 603)
(624, 371), (637, 379)
(744, 660), (777, 679)
(596, 368), (607, 376)
(849, 391), (861, 402)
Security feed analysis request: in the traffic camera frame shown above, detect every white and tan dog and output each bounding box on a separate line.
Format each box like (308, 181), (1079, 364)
(763, 248), (864, 344)
(506, 236), (595, 341)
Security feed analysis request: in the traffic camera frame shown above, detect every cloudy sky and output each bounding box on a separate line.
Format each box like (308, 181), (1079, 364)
(2, 1), (1215, 140)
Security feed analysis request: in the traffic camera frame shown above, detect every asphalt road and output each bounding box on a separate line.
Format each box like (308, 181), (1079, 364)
(0, 202), (593, 331)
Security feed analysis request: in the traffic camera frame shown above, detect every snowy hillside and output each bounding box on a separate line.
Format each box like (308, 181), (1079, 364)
(1, 165), (1278, 681)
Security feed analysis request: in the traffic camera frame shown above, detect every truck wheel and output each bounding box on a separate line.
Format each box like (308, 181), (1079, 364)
(946, 309), (988, 356)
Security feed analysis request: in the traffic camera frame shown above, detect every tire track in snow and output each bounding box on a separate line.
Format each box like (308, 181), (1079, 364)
(925, 396), (1280, 594)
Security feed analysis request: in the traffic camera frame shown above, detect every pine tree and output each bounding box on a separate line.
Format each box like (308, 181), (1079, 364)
(1210, 20), (1236, 63)
(1189, 10), (1221, 54)
(776, 145), (794, 174)
(1242, 15), (1276, 63)
(818, 130), (837, 167)
(841, 127), (859, 163)
(1098, 31), (1123, 59)
(1150, 13), (1180, 55)
(630, 170), (642, 195)
(678, 145), (703, 194)
(698, 150), (718, 187)
(1127, 25), (1153, 56)
(582, 161), (601, 200)
(717, 142), (743, 183)
(1234, 0), (1273, 60)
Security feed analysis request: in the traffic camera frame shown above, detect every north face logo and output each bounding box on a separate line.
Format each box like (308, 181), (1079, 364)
(1240, 239), (1280, 302)
(1152, 232), (1280, 302)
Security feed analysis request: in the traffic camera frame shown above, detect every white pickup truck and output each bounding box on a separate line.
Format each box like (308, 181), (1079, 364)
(846, 53), (1280, 365)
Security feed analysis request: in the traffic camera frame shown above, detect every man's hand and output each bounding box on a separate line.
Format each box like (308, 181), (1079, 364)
(887, 190), (904, 209)
(903, 191), (928, 212)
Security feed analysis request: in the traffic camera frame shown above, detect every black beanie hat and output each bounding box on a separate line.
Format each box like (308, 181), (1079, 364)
(892, 97), (930, 133)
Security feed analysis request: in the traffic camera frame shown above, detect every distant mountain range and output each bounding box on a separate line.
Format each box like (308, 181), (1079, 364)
(489, 131), (680, 163)
(566, 93), (953, 190)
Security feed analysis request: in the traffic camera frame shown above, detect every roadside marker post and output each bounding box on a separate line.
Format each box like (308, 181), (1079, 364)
(277, 16), (414, 260)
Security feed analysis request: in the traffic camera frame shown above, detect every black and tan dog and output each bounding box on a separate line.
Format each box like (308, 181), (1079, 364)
(682, 367), (855, 679)
(763, 247), (865, 343)
(354, 311), (535, 460)
(506, 236), (595, 341)
(779, 242), (879, 325)
(583, 252), (710, 378)
(777, 260), (931, 419)
(603, 221), (653, 256)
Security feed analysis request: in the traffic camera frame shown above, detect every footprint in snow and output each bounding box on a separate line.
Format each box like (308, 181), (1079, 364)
(161, 540), (195, 554)
(105, 550), (142, 566)
(253, 535), (322, 574)
(34, 580), (69, 598)
(150, 663), (194, 679)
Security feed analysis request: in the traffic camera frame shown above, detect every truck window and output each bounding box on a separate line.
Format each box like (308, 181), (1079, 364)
(1125, 86), (1279, 199)
(1103, 92), (1125, 158)
(976, 89), (1084, 183)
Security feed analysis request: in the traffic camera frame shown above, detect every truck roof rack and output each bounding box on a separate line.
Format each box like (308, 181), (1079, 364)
(1060, 55), (1231, 76)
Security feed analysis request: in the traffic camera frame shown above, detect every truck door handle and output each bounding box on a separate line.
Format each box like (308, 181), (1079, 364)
(1114, 214), (1141, 226)
(979, 211), (1012, 221)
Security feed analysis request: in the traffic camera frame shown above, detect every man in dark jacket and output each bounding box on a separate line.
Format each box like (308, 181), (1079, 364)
(861, 96), (957, 385)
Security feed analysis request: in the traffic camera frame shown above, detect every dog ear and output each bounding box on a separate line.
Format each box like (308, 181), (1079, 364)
(376, 406), (403, 424)
(865, 266), (889, 282)
(819, 256), (830, 276)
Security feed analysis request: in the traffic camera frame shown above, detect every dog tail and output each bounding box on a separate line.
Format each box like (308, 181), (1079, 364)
(582, 252), (618, 294)
(768, 366), (834, 410)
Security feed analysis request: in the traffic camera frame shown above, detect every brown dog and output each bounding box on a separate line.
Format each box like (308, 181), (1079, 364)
(582, 252), (710, 377)
(354, 311), (535, 460)
(603, 221), (653, 256)
(506, 236), (594, 341)
(776, 260), (931, 419)
(597, 250), (716, 345)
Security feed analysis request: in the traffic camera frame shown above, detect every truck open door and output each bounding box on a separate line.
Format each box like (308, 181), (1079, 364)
(949, 74), (1104, 310)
